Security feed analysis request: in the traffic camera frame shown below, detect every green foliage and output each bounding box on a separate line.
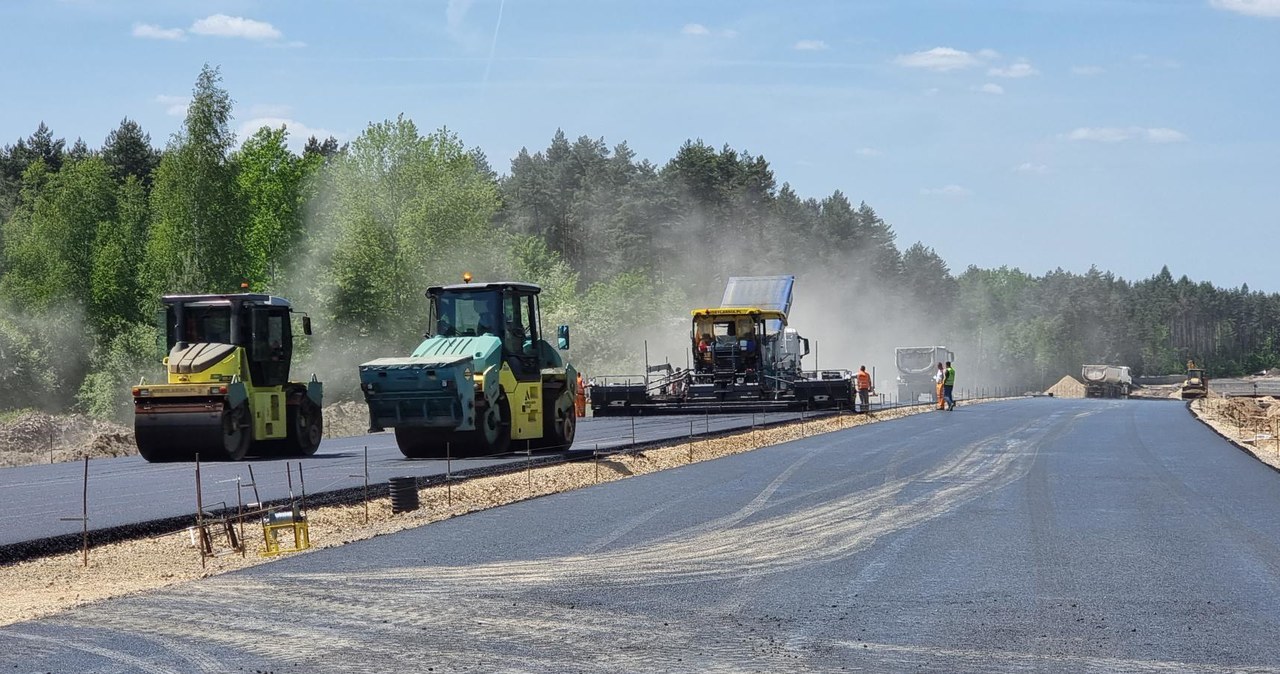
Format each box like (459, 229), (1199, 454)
(90, 176), (150, 331)
(0, 157), (117, 320)
(572, 272), (688, 375)
(0, 300), (92, 412)
(307, 116), (501, 340)
(236, 125), (305, 288)
(102, 118), (160, 189)
(145, 64), (247, 294)
(76, 322), (164, 422)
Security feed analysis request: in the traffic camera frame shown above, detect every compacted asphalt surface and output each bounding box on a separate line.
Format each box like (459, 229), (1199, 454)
(0, 410), (822, 548)
(5, 397), (1280, 673)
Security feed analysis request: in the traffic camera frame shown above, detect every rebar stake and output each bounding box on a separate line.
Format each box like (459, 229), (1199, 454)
(79, 456), (88, 566)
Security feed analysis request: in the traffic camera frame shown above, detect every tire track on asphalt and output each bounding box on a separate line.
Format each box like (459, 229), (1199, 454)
(831, 638), (1280, 674)
(3, 630), (188, 674)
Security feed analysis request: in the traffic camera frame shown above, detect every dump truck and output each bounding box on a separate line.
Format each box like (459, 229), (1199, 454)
(1181, 367), (1209, 399)
(359, 278), (576, 458)
(589, 276), (853, 415)
(133, 293), (323, 462)
(1081, 364), (1132, 398)
(895, 346), (954, 404)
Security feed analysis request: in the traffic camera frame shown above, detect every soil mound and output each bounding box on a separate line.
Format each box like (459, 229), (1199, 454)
(0, 401), (374, 468)
(1045, 375), (1085, 398)
(0, 411), (136, 467)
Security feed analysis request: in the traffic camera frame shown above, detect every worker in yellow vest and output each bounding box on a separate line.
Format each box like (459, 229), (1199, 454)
(575, 371), (587, 417)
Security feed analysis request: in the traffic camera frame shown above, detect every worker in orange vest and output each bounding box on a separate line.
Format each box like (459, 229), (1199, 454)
(934, 362), (946, 410)
(855, 365), (874, 413)
(575, 371), (587, 417)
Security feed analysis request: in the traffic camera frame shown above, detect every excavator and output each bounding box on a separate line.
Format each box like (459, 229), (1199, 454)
(133, 293), (323, 462)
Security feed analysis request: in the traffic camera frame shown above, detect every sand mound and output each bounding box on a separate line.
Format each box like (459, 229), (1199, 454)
(1046, 375), (1085, 398)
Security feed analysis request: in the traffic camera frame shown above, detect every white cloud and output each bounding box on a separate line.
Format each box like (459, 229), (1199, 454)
(1065, 126), (1188, 143)
(794, 39), (828, 51)
(249, 104), (293, 118)
(190, 14), (282, 40)
(1067, 127), (1133, 143)
(921, 185), (972, 197)
(1071, 65), (1104, 76)
(976, 48), (1000, 60)
(154, 94), (189, 117)
(988, 61), (1038, 78)
(895, 47), (975, 71)
(239, 117), (343, 151)
(894, 47), (993, 72)
(973, 83), (1004, 94)
(1210, 0), (1280, 18)
(1015, 162), (1048, 174)
(855, 147), (882, 157)
(132, 23), (185, 40)
(1144, 127), (1189, 143)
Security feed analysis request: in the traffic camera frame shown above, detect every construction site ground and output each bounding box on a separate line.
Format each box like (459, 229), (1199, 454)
(5, 384), (1280, 630)
(0, 401), (977, 626)
(0, 401), (370, 469)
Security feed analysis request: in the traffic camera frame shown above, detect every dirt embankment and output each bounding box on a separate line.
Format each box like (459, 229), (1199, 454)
(0, 402), (372, 469)
(1190, 396), (1280, 471)
(0, 412), (134, 468)
(0, 400), (994, 626)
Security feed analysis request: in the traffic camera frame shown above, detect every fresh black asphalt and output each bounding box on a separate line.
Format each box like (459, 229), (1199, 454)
(0, 409), (827, 549)
(5, 397), (1280, 672)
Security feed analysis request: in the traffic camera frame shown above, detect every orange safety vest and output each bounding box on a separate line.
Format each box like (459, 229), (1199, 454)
(856, 370), (872, 391)
(575, 374), (587, 417)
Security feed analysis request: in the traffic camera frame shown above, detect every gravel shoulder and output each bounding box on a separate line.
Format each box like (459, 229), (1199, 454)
(1189, 395), (1280, 472)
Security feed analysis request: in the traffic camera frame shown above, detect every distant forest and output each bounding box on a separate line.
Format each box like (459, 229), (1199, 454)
(3, 65), (1278, 421)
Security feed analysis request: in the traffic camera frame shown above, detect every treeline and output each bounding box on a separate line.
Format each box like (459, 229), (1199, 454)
(2, 65), (1278, 422)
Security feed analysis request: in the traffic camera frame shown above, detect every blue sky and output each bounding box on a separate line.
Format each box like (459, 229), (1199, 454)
(2, 0), (1277, 291)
